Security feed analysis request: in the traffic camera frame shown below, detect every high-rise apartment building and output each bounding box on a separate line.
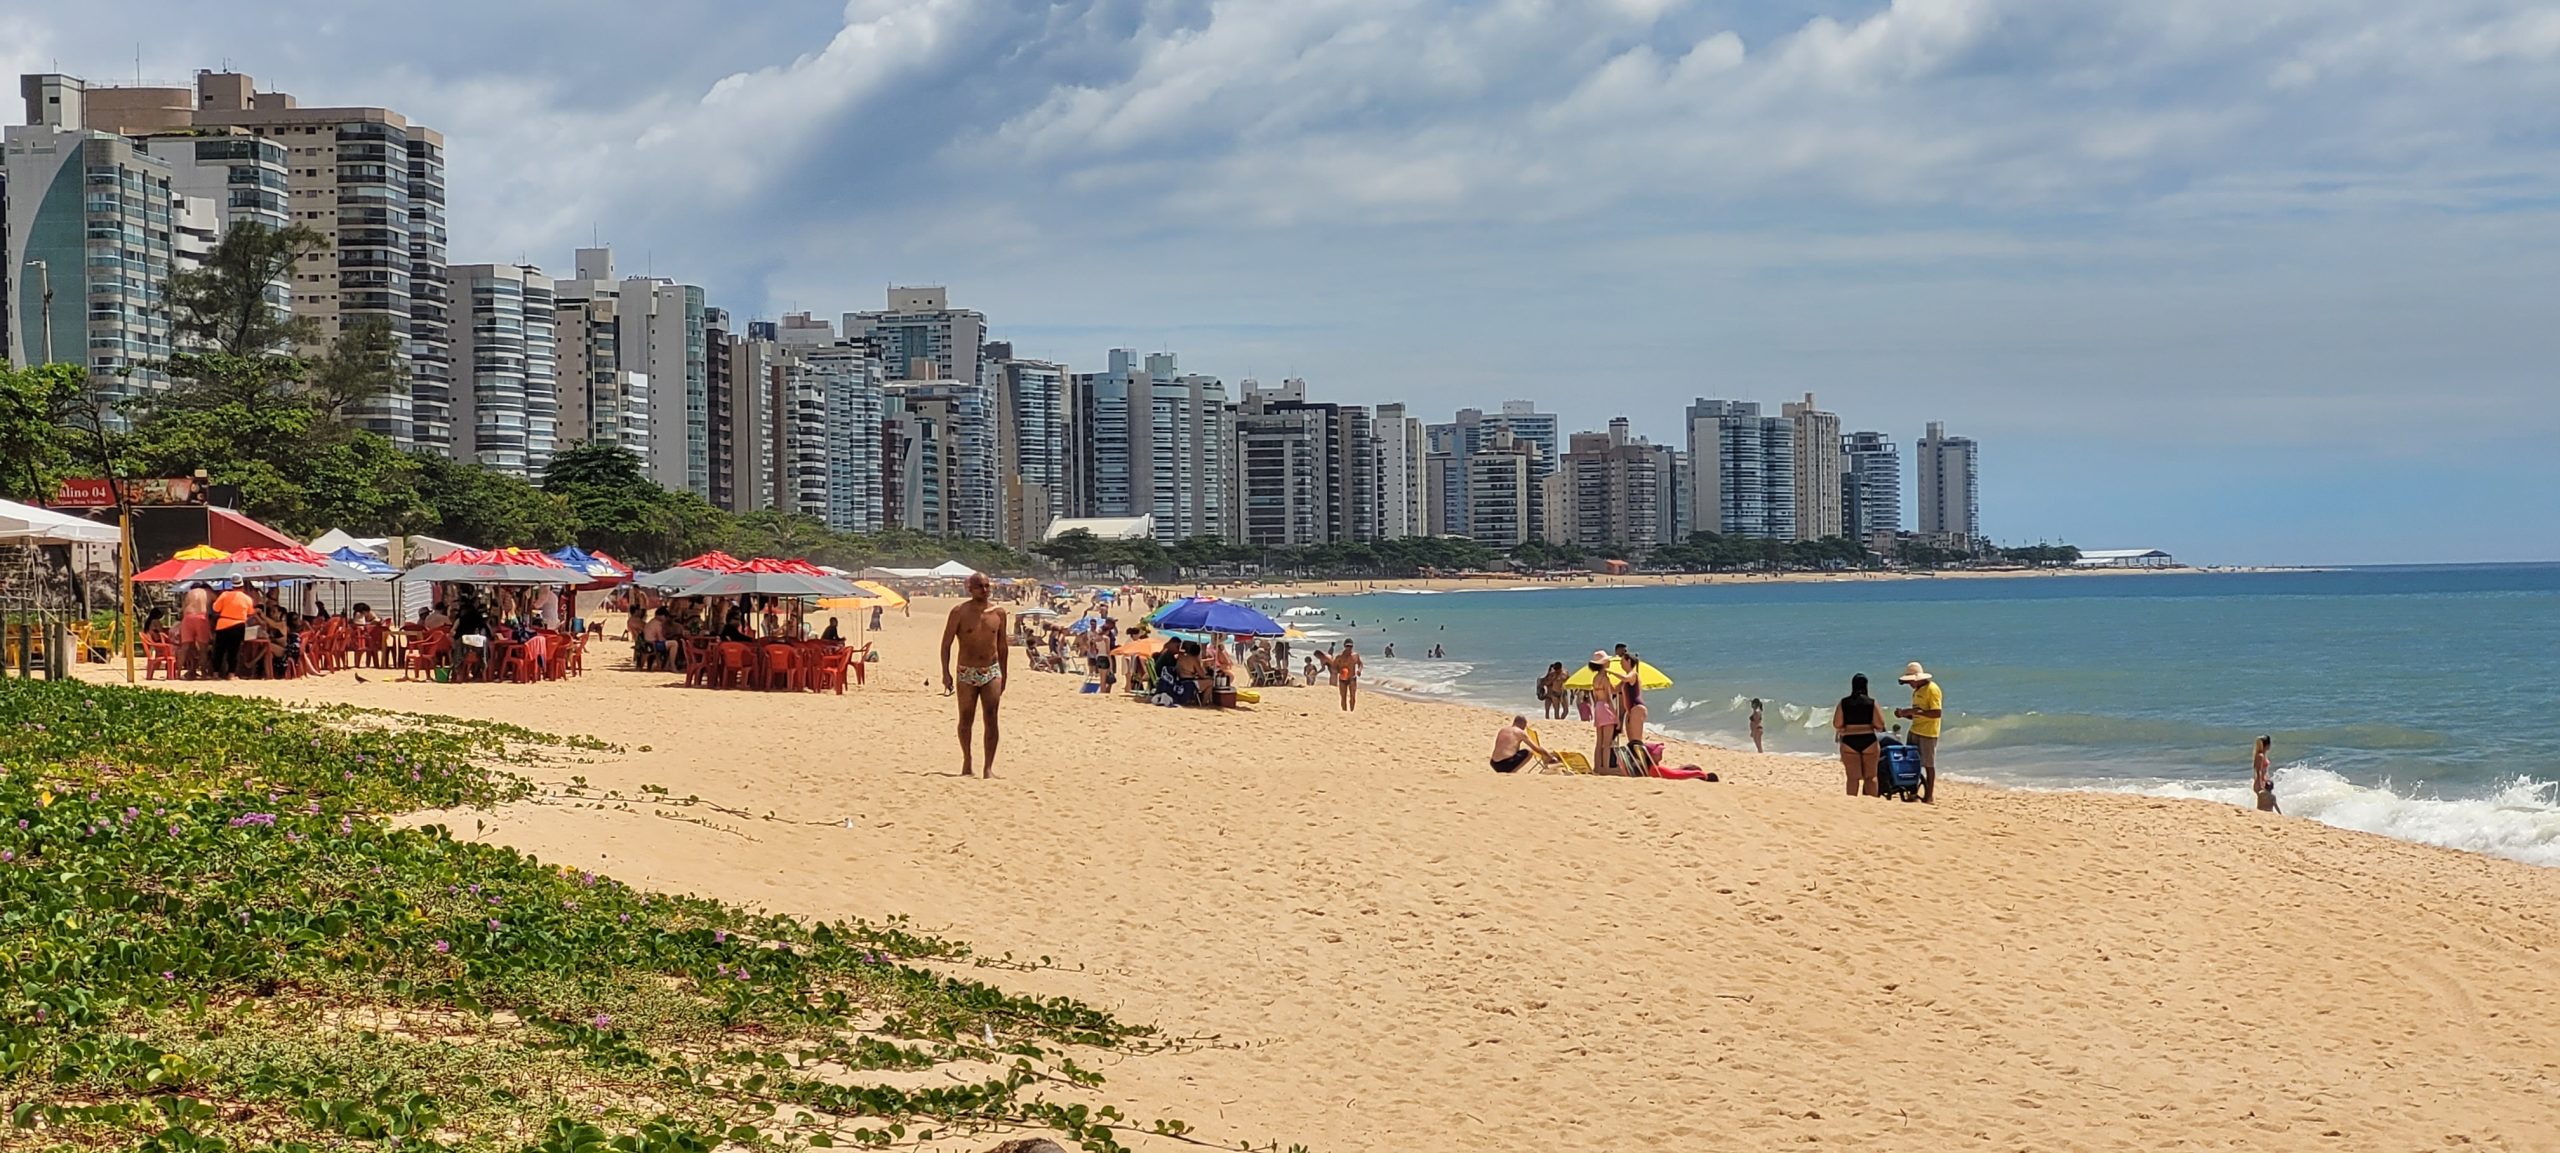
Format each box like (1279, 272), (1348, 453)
(73, 70), (446, 450)
(446, 262), (557, 476)
(620, 271), (707, 494)
(985, 342), (1069, 545)
(1915, 421), (1980, 546)
(1782, 393), (1844, 542)
(1685, 399), (1797, 540)
(705, 307), (780, 513)
(1372, 403), (1427, 539)
(845, 286), (984, 386)
(5, 78), (181, 403)
(1464, 433), (1536, 548)
(1557, 418), (1679, 551)
(887, 376), (997, 540)
(550, 248), (644, 460)
(1423, 421), (1466, 537)
(1230, 379), (1371, 548)
(1453, 402), (1558, 541)
(1069, 349), (1232, 542)
(814, 343), (884, 534)
(882, 390), (947, 535)
(1841, 430), (1902, 548)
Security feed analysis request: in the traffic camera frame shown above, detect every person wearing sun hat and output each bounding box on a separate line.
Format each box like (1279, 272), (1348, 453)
(1894, 661), (1944, 803)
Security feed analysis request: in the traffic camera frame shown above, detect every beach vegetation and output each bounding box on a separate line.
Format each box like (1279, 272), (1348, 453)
(0, 678), (1216, 1152)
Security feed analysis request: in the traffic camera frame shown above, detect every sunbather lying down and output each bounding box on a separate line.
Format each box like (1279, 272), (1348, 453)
(1650, 763), (1719, 781)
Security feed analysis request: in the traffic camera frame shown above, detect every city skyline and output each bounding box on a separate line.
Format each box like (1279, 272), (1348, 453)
(5, 2), (2558, 565)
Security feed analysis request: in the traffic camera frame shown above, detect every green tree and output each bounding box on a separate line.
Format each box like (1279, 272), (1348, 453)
(0, 363), (90, 503)
(165, 222), (326, 356)
(413, 452), (577, 548)
(303, 317), (404, 431)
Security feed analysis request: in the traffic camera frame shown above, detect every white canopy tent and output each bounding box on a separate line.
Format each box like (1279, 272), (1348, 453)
(308, 528), (391, 557)
(860, 566), (935, 580)
(0, 499), (120, 545)
(929, 560), (978, 578)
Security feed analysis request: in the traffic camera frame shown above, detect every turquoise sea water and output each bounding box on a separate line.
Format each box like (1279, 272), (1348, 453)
(1273, 565), (2560, 866)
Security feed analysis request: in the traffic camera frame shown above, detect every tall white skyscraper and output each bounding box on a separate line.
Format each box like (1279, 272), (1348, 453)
(1842, 430), (1902, 547)
(620, 274), (707, 494)
(1685, 399), (1797, 540)
(1915, 421), (1980, 545)
(551, 248), (645, 460)
(1372, 402), (1426, 538)
(446, 262), (557, 476)
(1782, 393), (1844, 542)
(986, 343), (1069, 545)
(1070, 349), (1231, 542)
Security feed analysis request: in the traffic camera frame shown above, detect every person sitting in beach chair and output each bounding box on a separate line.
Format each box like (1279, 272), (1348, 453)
(1490, 715), (1558, 773)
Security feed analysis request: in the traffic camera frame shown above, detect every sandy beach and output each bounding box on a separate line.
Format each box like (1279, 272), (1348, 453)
(105, 600), (2560, 1151)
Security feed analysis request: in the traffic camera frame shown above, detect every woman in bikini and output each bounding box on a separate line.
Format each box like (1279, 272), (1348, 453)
(1833, 673), (1884, 797)
(1587, 650), (1623, 775)
(1618, 651), (1649, 747)
(2252, 735), (2279, 813)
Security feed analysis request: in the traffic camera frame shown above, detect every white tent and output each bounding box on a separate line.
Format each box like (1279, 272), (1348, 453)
(929, 560), (978, 578)
(0, 499), (119, 544)
(861, 566), (935, 580)
(308, 528), (390, 557)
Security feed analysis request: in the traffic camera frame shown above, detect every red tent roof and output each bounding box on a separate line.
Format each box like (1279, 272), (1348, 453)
(671, 551), (747, 573)
(206, 507), (299, 552)
(428, 547), (571, 569)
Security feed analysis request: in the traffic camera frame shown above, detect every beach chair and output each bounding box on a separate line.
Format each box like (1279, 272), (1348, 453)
(758, 644), (802, 692)
(808, 646), (852, 694)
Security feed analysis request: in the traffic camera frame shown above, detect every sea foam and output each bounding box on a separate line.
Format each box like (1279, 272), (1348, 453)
(2085, 766), (2560, 868)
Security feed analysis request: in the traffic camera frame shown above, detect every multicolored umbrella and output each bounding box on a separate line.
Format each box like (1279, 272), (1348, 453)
(133, 544), (231, 583)
(189, 546), (368, 583)
(656, 558), (858, 599)
(406, 547), (583, 585)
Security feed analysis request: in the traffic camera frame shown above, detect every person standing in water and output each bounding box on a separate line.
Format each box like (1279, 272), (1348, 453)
(2252, 736), (2279, 813)
(939, 573), (1011, 778)
(1750, 698), (1765, 754)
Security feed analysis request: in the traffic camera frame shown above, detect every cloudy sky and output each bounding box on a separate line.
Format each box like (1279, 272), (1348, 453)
(14, 0), (2558, 563)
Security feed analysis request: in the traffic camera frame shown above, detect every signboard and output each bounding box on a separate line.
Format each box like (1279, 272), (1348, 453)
(52, 477), (201, 508)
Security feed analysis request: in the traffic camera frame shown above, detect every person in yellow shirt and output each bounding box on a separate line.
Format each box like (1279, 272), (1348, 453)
(1896, 661), (1944, 804)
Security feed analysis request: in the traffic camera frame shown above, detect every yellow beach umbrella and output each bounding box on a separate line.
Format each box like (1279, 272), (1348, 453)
(816, 580), (908, 613)
(1563, 660), (1674, 691)
(173, 544), (230, 560)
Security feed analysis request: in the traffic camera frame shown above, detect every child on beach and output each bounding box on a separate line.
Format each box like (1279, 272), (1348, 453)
(2253, 736), (2279, 813)
(1750, 699), (1765, 753)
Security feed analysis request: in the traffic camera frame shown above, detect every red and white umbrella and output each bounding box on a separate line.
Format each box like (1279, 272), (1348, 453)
(405, 547), (583, 585)
(188, 546), (371, 583)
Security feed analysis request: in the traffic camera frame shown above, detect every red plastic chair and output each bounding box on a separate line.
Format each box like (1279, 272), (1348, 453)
(758, 644), (801, 691)
(402, 631), (451, 681)
(849, 644), (871, 686)
(808, 647), (852, 694)
(714, 642), (755, 690)
(143, 637), (178, 680)
(496, 639), (541, 684)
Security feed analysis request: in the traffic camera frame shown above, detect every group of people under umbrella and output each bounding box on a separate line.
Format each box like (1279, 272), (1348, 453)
(1035, 594), (1297, 709)
(134, 543), (628, 682)
(622, 551), (903, 693)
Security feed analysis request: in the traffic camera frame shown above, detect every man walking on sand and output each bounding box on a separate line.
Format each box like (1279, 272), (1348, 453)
(940, 573), (1010, 778)
(1895, 661), (1943, 803)
(1330, 640), (1364, 712)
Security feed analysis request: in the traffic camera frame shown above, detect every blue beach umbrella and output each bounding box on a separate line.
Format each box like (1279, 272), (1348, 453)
(326, 546), (399, 576)
(1150, 596), (1286, 637)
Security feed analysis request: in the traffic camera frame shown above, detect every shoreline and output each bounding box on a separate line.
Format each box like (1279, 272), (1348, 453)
(1226, 564), (2294, 599)
(76, 601), (2560, 1151)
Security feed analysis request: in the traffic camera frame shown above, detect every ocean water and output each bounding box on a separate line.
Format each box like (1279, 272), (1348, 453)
(1277, 565), (2560, 867)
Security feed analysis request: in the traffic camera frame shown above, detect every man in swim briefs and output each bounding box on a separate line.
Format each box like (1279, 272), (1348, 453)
(1490, 715), (1553, 773)
(1331, 640), (1363, 712)
(940, 573), (1011, 778)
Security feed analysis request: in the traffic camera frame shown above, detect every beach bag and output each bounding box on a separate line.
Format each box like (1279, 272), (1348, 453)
(1879, 743), (1925, 800)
